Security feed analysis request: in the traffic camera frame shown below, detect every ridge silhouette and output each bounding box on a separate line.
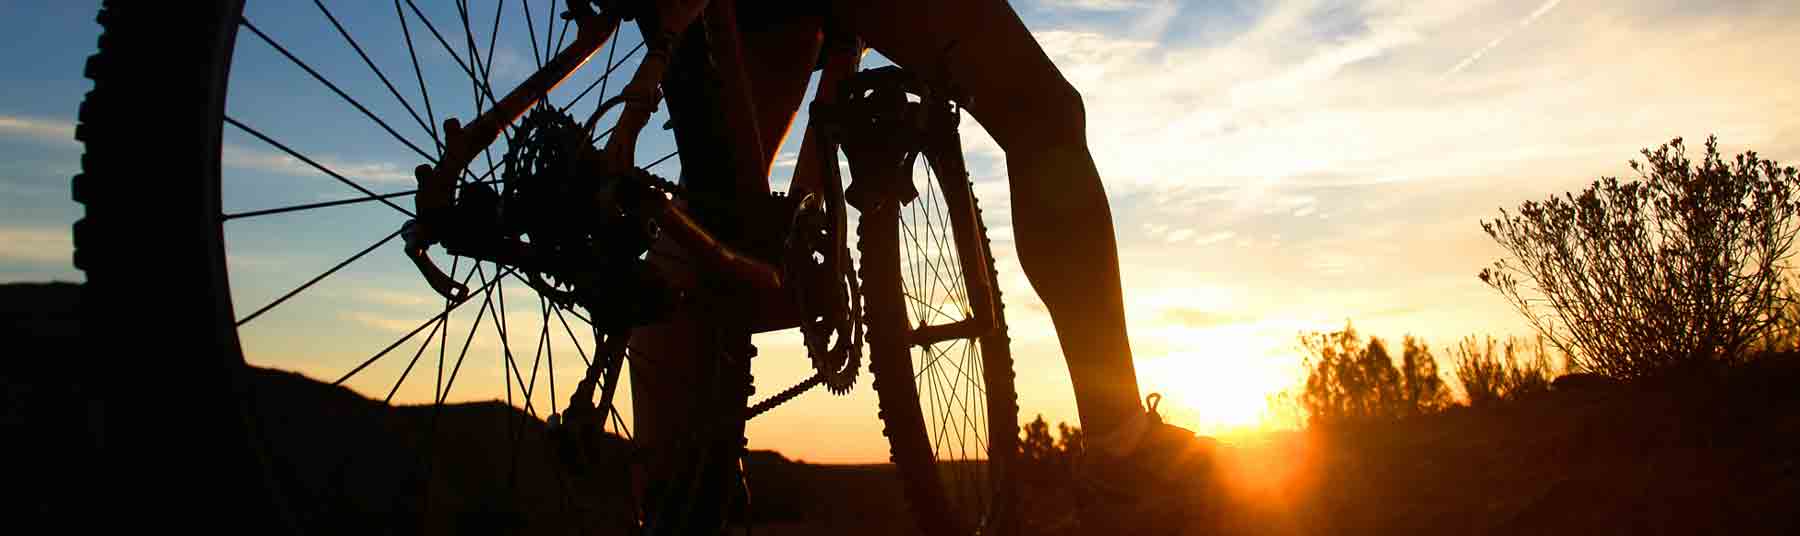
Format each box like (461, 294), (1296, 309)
(9, 282), (1800, 534)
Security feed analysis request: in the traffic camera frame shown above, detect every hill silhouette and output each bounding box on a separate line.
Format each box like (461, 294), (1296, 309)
(1, 282), (91, 523)
(9, 281), (1800, 534)
(0, 281), (910, 534)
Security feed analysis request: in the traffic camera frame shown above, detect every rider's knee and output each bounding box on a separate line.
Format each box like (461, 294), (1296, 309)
(1009, 75), (1087, 150)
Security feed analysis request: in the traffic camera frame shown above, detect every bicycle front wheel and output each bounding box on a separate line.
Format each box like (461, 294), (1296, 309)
(859, 165), (1020, 535)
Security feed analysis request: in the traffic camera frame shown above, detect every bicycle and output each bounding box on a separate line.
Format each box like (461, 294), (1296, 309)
(75, 0), (1017, 534)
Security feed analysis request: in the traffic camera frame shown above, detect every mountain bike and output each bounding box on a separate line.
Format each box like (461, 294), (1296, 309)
(73, 0), (1016, 534)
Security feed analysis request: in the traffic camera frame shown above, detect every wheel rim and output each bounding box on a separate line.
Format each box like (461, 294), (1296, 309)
(213, 1), (675, 532)
(896, 161), (997, 530)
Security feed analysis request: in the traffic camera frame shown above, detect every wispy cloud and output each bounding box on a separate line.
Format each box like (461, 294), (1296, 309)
(1160, 307), (1249, 327)
(1193, 231), (1235, 246)
(339, 311), (418, 334)
(0, 115), (76, 146)
(1041, 0), (1151, 11)
(0, 227), (72, 264)
(1442, 0), (1567, 77)
(222, 144), (415, 184)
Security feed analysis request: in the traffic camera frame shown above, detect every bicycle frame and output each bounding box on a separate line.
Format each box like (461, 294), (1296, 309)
(406, 0), (832, 323)
(404, 0), (996, 345)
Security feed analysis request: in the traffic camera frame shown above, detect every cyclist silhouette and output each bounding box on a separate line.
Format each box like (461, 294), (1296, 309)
(632, 0), (1217, 530)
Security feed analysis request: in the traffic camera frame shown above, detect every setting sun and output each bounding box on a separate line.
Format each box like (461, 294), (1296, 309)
(1131, 325), (1301, 438)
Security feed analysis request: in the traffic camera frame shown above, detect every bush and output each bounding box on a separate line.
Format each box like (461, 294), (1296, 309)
(1018, 414), (1084, 483)
(1401, 336), (1452, 414)
(1480, 136), (1800, 379)
(1451, 335), (1559, 407)
(1298, 324), (1450, 424)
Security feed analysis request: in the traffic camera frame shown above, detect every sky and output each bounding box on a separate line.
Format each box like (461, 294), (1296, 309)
(4, 0), (1800, 463)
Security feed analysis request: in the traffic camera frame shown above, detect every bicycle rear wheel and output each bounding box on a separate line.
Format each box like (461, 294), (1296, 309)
(860, 161), (1020, 535)
(74, 1), (691, 533)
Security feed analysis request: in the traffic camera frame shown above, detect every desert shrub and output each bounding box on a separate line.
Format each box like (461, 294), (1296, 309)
(1481, 137), (1800, 379)
(1751, 279), (1800, 354)
(1018, 415), (1084, 482)
(1451, 335), (1559, 407)
(1401, 336), (1452, 414)
(1299, 324), (1450, 424)
(1016, 417), (1088, 534)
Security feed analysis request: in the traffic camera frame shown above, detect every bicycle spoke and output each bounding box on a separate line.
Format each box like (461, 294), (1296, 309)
(542, 0), (559, 72)
(931, 349), (960, 460)
(476, 264), (540, 416)
(385, 313), (450, 404)
(921, 169), (968, 312)
(519, 0), (544, 69)
(564, 40), (644, 112)
(393, 0), (443, 157)
(554, 12), (572, 60)
(334, 267), (503, 386)
(483, 0), (504, 84)
(942, 352), (970, 465)
(924, 169), (966, 311)
(313, 0), (439, 151)
(437, 256), (461, 402)
(440, 267), (513, 403)
(932, 344), (968, 455)
(398, 0), (501, 107)
(923, 170), (965, 310)
(239, 18), (438, 165)
(523, 297), (552, 413)
(453, 0), (511, 201)
(901, 201), (955, 312)
(543, 297), (558, 415)
(930, 172), (971, 311)
(221, 172), (503, 221)
(955, 344), (986, 453)
(647, 149), (679, 169)
(236, 227), (405, 326)
(552, 303), (593, 368)
(224, 115), (418, 218)
(222, 190), (410, 221)
(903, 291), (964, 325)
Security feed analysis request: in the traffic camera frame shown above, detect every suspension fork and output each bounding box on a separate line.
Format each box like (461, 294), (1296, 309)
(915, 105), (999, 346)
(828, 69), (999, 346)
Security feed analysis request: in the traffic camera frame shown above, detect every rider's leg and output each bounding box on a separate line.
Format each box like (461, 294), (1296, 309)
(628, 7), (825, 477)
(832, 0), (1144, 436)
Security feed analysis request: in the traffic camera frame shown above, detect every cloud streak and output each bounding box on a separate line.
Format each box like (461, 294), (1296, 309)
(0, 116), (76, 146)
(1442, 0), (1567, 77)
(1041, 0), (1151, 11)
(222, 144), (416, 184)
(0, 227), (72, 264)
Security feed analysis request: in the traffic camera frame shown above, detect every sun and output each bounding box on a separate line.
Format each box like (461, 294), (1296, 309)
(1132, 327), (1298, 438)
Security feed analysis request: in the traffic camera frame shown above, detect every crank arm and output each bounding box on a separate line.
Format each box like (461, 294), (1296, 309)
(636, 186), (784, 292)
(413, 2), (618, 238)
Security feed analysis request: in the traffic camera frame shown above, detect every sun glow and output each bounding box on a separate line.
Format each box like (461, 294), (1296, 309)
(1131, 325), (1301, 438)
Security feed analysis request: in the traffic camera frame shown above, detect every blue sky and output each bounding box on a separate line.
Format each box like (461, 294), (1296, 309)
(5, 0), (1800, 461)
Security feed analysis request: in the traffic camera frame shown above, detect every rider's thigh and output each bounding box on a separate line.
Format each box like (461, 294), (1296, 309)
(830, 0), (1086, 152)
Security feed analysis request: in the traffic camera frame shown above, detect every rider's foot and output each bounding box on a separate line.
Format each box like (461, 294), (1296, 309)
(1074, 393), (1220, 534)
